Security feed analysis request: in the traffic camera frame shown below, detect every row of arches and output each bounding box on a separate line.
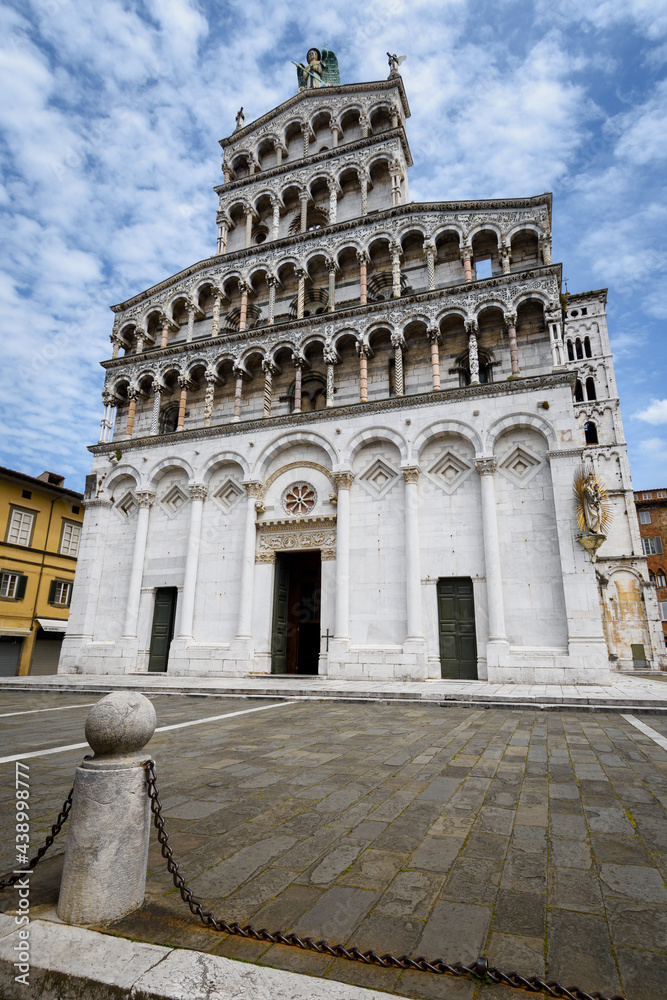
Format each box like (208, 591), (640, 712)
(113, 225), (551, 356)
(225, 100), (401, 180)
(567, 336), (593, 361)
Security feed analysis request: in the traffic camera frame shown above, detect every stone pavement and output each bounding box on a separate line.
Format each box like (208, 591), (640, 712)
(1, 692), (666, 999)
(2, 670), (667, 711)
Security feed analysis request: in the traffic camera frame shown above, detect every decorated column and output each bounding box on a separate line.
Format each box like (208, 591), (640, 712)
(328, 179), (338, 225)
(292, 354), (305, 413)
(299, 190), (309, 232)
(272, 198), (280, 239)
(500, 244), (512, 275)
(540, 233), (552, 265)
(427, 326), (442, 390)
(466, 319), (480, 385)
(391, 331), (405, 396)
(424, 240), (436, 290)
(359, 113), (370, 138)
(236, 482), (264, 639)
(122, 491), (155, 638)
(324, 344), (337, 408)
(262, 358), (277, 417)
(333, 472), (354, 639)
(390, 241), (402, 298)
(296, 267), (306, 318)
(216, 219), (228, 255)
(211, 291), (222, 336)
(301, 123), (309, 158)
(267, 275), (278, 325)
(475, 459), (508, 648)
(505, 310), (520, 376)
(204, 370), (217, 427)
(177, 484), (207, 639)
(402, 468), (424, 640)
(360, 172), (368, 216)
(357, 343), (371, 402)
(150, 383), (163, 435)
(326, 259), (337, 311)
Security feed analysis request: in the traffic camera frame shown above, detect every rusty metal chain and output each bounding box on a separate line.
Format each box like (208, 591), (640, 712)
(144, 760), (627, 1000)
(0, 786), (74, 891)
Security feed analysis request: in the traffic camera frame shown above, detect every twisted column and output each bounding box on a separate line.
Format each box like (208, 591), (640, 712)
(326, 259), (337, 311)
(267, 275), (278, 325)
(262, 359), (276, 417)
(427, 327), (442, 390)
(360, 172), (368, 216)
(301, 123), (309, 158)
(236, 482), (264, 639)
(466, 320), (480, 385)
(299, 190), (309, 233)
(390, 242), (402, 298)
(425, 240), (436, 290)
(505, 310), (520, 376)
(333, 472), (354, 639)
(402, 468), (424, 640)
(177, 484), (207, 640)
(296, 267), (306, 318)
(122, 491), (155, 639)
(357, 343), (371, 403)
(475, 459), (507, 645)
(150, 384), (163, 435)
(271, 198), (280, 239)
(391, 333), (405, 396)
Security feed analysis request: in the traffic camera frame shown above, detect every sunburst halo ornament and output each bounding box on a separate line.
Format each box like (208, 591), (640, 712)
(573, 466), (612, 536)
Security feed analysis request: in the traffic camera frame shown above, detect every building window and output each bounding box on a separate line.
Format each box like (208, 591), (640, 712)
(660, 602), (667, 622)
(0, 572), (27, 600)
(567, 341), (574, 361)
(6, 508), (35, 547)
(22, 490), (32, 499)
(60, 521), (82, 557)
(586, 377), (596, 401)
(642, 536), (664, 556)
(48, 579), (72, 607)
(639, 510), (652, 524)
(584, 337), (592, 358)
(658, 491), (666, 499)
(656, 572), (667, 588)
(642, 492), (653, 500)
(584, 422), (598, 445)
(72, 505), (80, 514)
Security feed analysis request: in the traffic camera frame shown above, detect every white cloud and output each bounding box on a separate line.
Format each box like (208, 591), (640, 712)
(634, 400), (667, 424)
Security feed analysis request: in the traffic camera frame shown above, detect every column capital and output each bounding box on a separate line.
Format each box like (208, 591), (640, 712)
(355, 249), (370, 265)
(475, 458), (497, 476)
(324, 344), (340, 365)
(465, 318), (479, 335)
(426, 325), (442, 343)
(389, 240), (402, 258)
(267, 272), (280, 287)
(294, 265), (307, 279)
(461, 244), (473, 259)
(391, 330), (406, 350)
(402, 466), (420, 484)
(136, 491), (155, 508)
(356, 341), (372, 358)
(126, 386), (139, 401)
(298, 188), (310, 202)
(292, 351), (307, 369)
(333, 471), (354, 490)
(262, 357), (278, 375)
(177, 374), (192, 389)
(101, 389), (117, 406)
(325, 257), (339, 273)
(243, 480), (265, 500)
(424, 239), (436, 256)
(188, 483), (208, 502)
(504, 310), (518, 329)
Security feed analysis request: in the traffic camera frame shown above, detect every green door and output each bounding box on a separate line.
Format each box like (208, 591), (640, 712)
(271, 555), (290, 674)
(437, 578), (478, 679)
(148, 587), (177, 672)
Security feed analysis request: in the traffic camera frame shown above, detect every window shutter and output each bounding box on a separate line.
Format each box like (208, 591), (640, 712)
(48, 580), (57, 603)
(16, 575), (27, 600)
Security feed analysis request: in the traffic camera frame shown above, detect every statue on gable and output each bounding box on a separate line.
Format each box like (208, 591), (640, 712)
(294, 47), (340, 91)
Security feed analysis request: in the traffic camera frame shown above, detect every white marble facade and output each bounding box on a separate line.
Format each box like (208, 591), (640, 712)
(60, 68), (666, 682)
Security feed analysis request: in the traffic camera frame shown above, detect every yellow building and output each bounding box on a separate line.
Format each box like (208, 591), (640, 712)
(0, 467), (83, 675)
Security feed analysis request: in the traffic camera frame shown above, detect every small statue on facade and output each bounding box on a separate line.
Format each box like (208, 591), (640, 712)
(573, 466), (612, 559)
(294, 47), (340, 91)
(234, 107), (245, 131)
(582, 474), (604, 533)
(387, 52), (406, 77)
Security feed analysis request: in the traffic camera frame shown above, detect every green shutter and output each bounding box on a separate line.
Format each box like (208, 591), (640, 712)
(15, 575), (27, 600)
(47, 580), (57, 604)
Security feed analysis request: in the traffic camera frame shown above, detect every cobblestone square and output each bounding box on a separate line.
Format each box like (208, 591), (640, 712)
(1, 692), (667, 999)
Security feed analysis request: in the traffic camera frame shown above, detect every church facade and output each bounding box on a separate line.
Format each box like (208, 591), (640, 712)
(59, 57), (666, 683)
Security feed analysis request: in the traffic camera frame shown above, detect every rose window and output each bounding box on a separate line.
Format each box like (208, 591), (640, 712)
(282, 482), (317, 516)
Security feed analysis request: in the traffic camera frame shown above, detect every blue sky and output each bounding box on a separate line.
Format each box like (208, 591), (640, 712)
(1, 0), (666, 493)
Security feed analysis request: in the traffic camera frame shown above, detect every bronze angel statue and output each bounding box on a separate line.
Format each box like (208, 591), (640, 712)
(294, 47), (340, 91)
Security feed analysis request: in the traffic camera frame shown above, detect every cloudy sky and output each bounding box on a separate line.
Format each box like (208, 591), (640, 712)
(1, 0), (666, 493)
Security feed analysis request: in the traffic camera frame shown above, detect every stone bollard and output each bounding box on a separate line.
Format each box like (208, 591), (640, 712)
(56, 690), (156, 925)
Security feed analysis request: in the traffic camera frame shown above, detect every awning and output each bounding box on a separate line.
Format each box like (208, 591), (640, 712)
(36, 618), (68, 633)
(0, 626), (31, 637)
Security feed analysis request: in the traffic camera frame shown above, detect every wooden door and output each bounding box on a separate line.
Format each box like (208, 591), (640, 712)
(148, 587), (177, 672)
(437, 578), (478, 679)
(271, 555), (290, 674)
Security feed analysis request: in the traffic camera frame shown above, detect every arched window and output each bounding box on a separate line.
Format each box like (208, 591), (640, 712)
(584, 336), (592, 358)
(453, 348), (495, 387)
(567, 340), (574, 361)
(159, 403), (180, 435)
(586, 377), (596, 401)
(576, 338), (584, 359)
(574, 380), (584, 402)
(584, 421), (598, 445)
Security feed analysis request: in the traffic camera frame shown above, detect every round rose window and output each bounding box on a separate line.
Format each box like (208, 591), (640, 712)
(282, 482), (317, 516)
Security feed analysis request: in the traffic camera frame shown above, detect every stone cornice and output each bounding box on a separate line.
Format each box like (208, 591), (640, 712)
(109, 197), (554, 315)
(257, 514), (337, 532)
(89, 371), (574, 455)
(215, 129), (412, 196)
(219, 78), (411, 150)
(103, 265), (562, 370)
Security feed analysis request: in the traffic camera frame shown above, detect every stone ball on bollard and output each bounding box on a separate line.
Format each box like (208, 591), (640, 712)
(85, 690), (157, 757)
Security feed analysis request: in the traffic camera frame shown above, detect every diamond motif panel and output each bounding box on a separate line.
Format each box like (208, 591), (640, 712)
(499, 445), (541, 486)
(160, 484), (189, 518)
(427, 450), (473, 495)
(358, 458), (400, 499)
(213, 478), (244, 513)
(115, 491), (137, 520)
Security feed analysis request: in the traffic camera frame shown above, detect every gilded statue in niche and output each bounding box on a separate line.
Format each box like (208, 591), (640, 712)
(573, 466), (612, 559)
